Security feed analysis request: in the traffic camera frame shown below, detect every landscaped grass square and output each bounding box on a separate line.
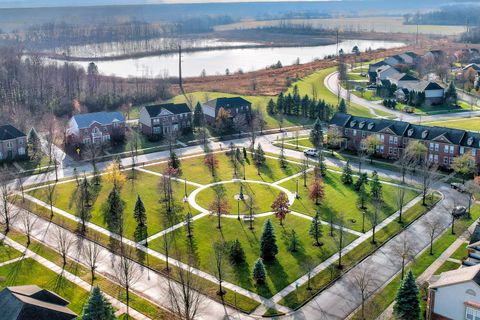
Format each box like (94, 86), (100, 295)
(148, 214), (357, 298)
(146, 152), (303, 185)
(195, 181), (284, 215)
(0, 243), (22, 263)
(280, 170), (418, 232)
(27, 171), (199, 241)
(0, 258), (89, 314)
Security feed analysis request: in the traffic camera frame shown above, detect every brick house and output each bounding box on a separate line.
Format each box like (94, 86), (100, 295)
(427, 265), (480, 320)
(0, 125), (27, 161)
(329, 113), (480, 169)
(202, 97), (251, 126)
(139, 103), (192, 138)
(66, 111), (126, 145)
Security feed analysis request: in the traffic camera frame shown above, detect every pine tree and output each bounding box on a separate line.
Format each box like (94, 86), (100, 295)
(252, 258), (266, 284)
(103, 187), (124, 235)
(243, 147), (248, 159)
(254, 143), (266, 167)
(370, 171), (383, 202)
(446, 81), (457, 105)
(229, 239), (246, 264)
(27, 127), (41, 159)
(354, 173), (369, 191)
(260, 219), (278, 261)
(168, 150), (181, 173)
(288, 230), (300, 252)
(193, 102), (204, 127)
(393, 270), (420, 320)
(267, 98), (276, 114)
(341, 160), (353, 185)
(309, 211), (323, 246)
(82, 286), (116, 320)
(276, 92), (285, 114)
(338, 98), (347, 113)
(310, 118), (323, 150)
(185, 211), (193, 238)
(133, 195), (147, 243)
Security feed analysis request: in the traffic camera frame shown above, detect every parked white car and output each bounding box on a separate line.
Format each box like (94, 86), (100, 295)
(303, 149), (319, 157)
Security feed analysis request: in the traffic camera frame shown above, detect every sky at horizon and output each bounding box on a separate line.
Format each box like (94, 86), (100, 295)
(0, 0), (336, 6)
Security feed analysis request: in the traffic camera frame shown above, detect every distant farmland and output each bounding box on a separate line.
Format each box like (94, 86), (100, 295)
(215, 17), (466, 36)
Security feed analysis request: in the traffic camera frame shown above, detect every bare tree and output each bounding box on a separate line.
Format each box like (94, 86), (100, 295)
(392, 233), (415, 280)
(53, 224), (76, 267)
(422, 214), (443, 255)
(20, 211), (37, 247)
(114, 247), (142, 317)
(212, 241), (228, 297)
(0, 170), (17, 234)
(335, 214), (346, 269)
(167, 255), (204, 320)
(419, 162), (439, 205)
(350, 264), (378, 320)
(368, 200), (382, 244)
(81, 235), (103, 285)
(44, 181), (56, 219)
(395, 183), (407, 224)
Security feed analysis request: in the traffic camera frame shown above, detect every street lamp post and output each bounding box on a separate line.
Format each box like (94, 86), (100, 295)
(243, 163), (246, 180)
(295, 180), (299, 199)
(237, 200), (240, 220)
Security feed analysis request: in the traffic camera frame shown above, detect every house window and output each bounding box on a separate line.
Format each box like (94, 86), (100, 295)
(345, 129), (349, 135)
(444, 157), (449, 165)
(113, 121), (119, 128)
(376, 134), (385, 142)
(102, 135), (110, 142)
(434, 155), (438, 163)
(430, 143), (434, 151)
(353, 130), (357, 137)
(444, 145), (449, 153)
(153, 118), (160, 124)
(18, 139), (24, 146)
(435, 144), (439, 152)
(6, 141), (13, 150)
(428, 154), (433, 162)
(466, 306), (480, 320)
(153, 127), (161, 134)
(450, 145), (455, 154)
(18, 147), (25, 155)
(461, 147), (465, 154)
(473, 149), (477, 157)
(389, 136), (394, 144)
(83, 138), (91, 144)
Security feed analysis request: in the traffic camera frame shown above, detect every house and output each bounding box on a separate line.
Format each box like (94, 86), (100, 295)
(0, 285), (77, 320)
(427, 265), (480, 320)
(202, 97), (251, 126)
(139, 103), (192, 138)
(385, 73), (419, 88)
(424, 50), (446, 64)
(329, 113), (480, 168)
(384, 55), (405, 67)
(66, 111), (126, 145)
(375, 65), (401, 82)
(465, 223), (480, 267)
(406, 81), (445, 105)
(455, 48), (480, 63)
(368, 60), (389, 83)
(0, 125), (27, 161)
(399, 52), (418, 65)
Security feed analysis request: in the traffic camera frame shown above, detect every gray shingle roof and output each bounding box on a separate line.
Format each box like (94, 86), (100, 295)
(0, 285), (77, 320)
(72, 111), (125, 129)
(144, 103), (191, 117)
(0, 125), (26, 141)
(430, 264), (480, 288)
(388, 73), (419, 82)
(205, 97), (251, 110)
(404, 81), (444, 93)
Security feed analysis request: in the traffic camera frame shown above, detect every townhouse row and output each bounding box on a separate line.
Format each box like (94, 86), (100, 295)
(329, 112), (480, 169)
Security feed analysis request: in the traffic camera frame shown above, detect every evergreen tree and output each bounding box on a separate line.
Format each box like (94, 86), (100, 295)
(185, 211), (194, 238)
(310, 118), (323, 150)
(370, 171), (383, 202)
(285, 94), (293, 115)
(341, 160), (353, 185)
(318, 156), (327, 177)
(292, 85), (301, 116)
(168, 150), (181, 173)
(254, 143), (266, 166)
(301, 95), (310, 117)
(276, 92), (285, 114)
(357, 182), (368, 210)
(354, 173), (369, 191)
(252, 258), (266, 284)
(229, 239), (246, 264)
(288, 229), (300, 252)
(193, 102), (204, 127)
(393, 270), (420, 320)
(267, 98), (276, 114)
(260, 219), (278, 261)
(446, 81), (458, 105)
(77, 177), (92, 234)
(243, 147), (248, 159)
(103, 187), (124, 235)
(133, 195), (147, 243)
(338, 98), (347, 113)
(82, 286), (116, 320)
(27, 127), (41, 159)
(309, 211), (323, 246)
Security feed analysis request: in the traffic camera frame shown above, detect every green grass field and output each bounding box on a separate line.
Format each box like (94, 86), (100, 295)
(146, 152), (303, 185)
(0, 243), (22, 263)
(195, 182), (283, 215)
(27, 171), (198, 241)
(279, 170), (418, 232)
(148, 214), (357, 298)
(423, 117), (480, 131)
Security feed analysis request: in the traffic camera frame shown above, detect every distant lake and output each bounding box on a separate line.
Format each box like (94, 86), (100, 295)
(51, 39), (405, 78)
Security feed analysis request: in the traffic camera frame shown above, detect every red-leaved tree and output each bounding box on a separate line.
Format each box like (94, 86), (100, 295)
(204, 153), (219, 177)
(271, 192), (290, 226)
(309, 179), (325, 205)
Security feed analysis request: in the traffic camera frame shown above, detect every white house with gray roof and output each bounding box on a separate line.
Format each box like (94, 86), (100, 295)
(66, 111), (126, 146)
